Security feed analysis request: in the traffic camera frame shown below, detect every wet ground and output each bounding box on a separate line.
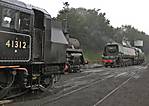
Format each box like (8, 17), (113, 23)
(2, 64), (149, 106)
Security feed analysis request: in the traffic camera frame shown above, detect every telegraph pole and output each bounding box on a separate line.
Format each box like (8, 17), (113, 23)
(63, 2), (70, 40)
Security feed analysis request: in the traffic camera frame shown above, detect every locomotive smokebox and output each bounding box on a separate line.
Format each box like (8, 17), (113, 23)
(69, 38), (80, 49)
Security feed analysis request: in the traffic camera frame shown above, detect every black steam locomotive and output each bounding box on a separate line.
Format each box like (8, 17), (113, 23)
(0, 0), (68, 99)
(65, 37), (85, 73)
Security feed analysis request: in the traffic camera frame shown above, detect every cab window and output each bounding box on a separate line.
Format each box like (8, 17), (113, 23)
(20, 12), (30, 34)
(1, 8), (18, 29)
(1, 7), (31, 34)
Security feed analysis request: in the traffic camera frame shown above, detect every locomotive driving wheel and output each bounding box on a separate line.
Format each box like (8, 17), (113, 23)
(0, 70), (16, 99)
(40, 74), (60, 92)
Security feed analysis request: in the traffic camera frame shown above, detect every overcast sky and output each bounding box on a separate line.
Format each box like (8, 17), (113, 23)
(20, 0), (149, 35)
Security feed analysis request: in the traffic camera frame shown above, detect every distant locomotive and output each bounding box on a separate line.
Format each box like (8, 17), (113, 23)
(102, 42), (145, 67)
(65, 37), (85, 73)
(0, 0), (68, 99)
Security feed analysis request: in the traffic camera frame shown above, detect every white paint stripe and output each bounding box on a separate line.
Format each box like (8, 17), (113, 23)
(93, 77), (132, 106)
(105, 75), (114, 79)
(115, 72), (127, 78)
(63, 73), (94, 84)
(82, 69), (104, 73)
(100, 72), (110, 76)
(0, 100), (13, 105)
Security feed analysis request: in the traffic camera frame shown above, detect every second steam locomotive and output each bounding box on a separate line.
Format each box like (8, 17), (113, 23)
(102, 42), (145, 67)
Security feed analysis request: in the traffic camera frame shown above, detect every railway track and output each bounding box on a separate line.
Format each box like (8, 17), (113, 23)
(93, 77), (132, 106)
(41, 65), (146, 106)
(41, 73), (114, 106)
(3, 65), (147, 106)
(55, 68), (109, 89)
(0, 89), (29, 106)
(0, 68), (110, 106)
(55, 69), (113, 93)
(3, 90), (29, 100)
(92, 65), (148, 106)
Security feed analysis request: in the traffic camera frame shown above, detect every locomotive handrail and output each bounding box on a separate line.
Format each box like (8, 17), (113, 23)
(0, 66), (20, 69)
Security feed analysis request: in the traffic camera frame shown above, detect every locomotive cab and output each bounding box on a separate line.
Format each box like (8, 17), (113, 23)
(0, 0), (32, 64)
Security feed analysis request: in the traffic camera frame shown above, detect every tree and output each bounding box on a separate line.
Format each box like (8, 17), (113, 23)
(56, 8), (115, 51)
(55, 7), (149, 56)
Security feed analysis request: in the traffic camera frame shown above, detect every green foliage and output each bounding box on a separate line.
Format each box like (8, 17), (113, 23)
(56, 8), (115, 51)
(83, 50), (102, 63)
(55, 7), (149, 62)
(114, 25), (149, 54)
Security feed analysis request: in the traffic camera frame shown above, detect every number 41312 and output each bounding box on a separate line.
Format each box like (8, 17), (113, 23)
(5, 40), (27, 49)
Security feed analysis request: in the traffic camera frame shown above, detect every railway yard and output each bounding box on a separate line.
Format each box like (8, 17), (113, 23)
(0, 64), (149, 106)
(0, 1), (148, 106)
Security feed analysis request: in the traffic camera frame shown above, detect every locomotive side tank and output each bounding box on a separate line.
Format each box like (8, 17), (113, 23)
(0, 0), (68, 99)
(0, 0), (32, 63)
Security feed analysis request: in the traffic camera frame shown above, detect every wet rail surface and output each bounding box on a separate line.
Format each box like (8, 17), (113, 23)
(2, 65), (148, 106)
(43, 65), (146, 106)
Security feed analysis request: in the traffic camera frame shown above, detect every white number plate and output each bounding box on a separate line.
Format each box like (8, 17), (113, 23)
(5, 40), (27, 49)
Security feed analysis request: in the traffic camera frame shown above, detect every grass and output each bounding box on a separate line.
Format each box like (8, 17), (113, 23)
(83, 50), (102, 64)
(144, 54), (149, 63)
